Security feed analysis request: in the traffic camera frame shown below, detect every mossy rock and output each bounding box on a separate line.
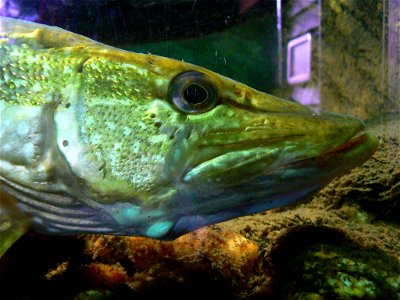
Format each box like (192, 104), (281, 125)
(277, 242), (400, 299)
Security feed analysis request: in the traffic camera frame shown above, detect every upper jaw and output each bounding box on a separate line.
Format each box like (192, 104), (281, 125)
(178, 112), (374, 186)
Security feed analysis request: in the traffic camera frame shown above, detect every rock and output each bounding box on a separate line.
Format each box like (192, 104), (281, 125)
(80, 227), (266, 297)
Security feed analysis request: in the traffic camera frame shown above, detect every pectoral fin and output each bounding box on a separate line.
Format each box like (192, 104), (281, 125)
(0, 190), (31, 257)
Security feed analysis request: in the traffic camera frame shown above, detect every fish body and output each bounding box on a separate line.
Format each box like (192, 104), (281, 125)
(0, 17), (378, 252)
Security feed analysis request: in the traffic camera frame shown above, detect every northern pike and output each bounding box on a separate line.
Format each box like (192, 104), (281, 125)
(0, 17), (378, 255)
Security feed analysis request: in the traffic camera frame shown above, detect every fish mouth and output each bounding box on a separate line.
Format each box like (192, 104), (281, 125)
(279, 130), (378, 185)
(182, 127), (378, 185)
(317, 131), (377, 158)
(169, 130), (378, 238)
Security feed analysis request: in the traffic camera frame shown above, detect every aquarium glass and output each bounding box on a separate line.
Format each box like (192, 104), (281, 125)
(0, 0), (399, 299)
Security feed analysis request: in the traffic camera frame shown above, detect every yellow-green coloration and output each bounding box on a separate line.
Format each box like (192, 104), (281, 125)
(74, 290), (114, 300)
(0, 17), (378, 254)
(0, 191), (31, 256)
(0, 36), (87, 106)
(281, 244), (400, 299)
(82, 57), (170, 196)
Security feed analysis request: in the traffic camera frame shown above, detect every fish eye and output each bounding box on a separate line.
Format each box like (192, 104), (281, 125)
(168, 71), (218, 114)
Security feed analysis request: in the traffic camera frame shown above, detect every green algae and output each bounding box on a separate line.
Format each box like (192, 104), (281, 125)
(279, 243), (400, 299)
(73, 290), (113, 300)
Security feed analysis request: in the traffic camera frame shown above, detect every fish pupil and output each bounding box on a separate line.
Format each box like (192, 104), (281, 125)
(183, 84), (208, 104)
(168, 71), (218, 113)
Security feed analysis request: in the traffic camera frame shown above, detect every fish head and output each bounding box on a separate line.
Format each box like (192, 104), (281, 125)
(0, 17), (378, 239)
(58, 50), (377, 238)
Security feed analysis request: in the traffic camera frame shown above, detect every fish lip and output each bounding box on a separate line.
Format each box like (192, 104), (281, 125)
(324, 130), (370, 155)
(295, 130), (378, 172)
(271, 130), (378, 182)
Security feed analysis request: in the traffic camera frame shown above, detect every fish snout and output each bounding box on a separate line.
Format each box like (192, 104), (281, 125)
(311, 112), (367, 150)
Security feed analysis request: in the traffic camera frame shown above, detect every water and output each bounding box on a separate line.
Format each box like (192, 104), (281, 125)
(0, 0), (399, 299)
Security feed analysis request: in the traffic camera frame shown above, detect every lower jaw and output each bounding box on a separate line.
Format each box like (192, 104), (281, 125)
(323, 131), (378, 161)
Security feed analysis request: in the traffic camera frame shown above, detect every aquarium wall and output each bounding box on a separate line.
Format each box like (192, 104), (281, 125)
(279, 0), (321, 110)
(276, 0), (399, 119)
